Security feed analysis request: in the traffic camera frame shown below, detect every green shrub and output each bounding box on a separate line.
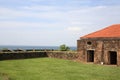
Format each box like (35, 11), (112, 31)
(59, 44), (70, 51)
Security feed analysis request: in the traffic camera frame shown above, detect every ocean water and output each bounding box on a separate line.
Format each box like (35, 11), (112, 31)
(0, 45), (77, 50)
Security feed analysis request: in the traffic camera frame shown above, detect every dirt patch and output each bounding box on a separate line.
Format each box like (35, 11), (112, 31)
(0, 73), (11, 80)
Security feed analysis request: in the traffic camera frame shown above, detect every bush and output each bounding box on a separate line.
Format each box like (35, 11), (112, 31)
(59, 44), (70, 51)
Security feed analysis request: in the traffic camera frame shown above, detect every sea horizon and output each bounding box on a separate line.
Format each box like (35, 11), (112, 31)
(0, 45), (77, 50)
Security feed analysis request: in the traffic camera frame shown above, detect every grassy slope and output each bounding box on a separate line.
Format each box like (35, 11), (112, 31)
(0, 58), (120, 80)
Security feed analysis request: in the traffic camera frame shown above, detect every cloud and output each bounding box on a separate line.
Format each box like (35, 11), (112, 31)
(69, 0), (120, 6)
(68, 5), (120, 25)
(0, 21), (39, 28)
(0, 7), (67, 21)
(22, 5), (57, 11)
(0, 0), (120, 46)
(0, 21), (65, 29)
(30, 0), (44, 2)
(67, 27), (82, 32)
(1, 5), (120, 31)
(1, 5), (120, 33)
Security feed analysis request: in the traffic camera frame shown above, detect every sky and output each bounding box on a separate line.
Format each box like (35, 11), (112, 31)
(0, 0), (120, 46)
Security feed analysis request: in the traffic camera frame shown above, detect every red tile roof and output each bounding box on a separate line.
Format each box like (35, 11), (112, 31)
(81, 24), (120, 39)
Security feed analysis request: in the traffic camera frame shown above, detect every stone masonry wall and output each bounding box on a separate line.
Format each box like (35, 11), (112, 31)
(77, 38), (120, 66)
(0, 52), (78, 61)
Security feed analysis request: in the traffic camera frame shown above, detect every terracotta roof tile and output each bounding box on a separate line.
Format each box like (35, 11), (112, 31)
(81, 24), (120, 38)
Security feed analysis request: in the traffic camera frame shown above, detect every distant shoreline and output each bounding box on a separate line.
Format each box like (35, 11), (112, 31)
(0, 45), (77, 50)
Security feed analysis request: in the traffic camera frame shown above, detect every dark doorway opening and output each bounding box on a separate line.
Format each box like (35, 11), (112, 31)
(109, 51), (117, 65)
(87, 50), (94, 62)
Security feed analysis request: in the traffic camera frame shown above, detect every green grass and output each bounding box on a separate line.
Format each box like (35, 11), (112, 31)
(0, 58), (120, 80)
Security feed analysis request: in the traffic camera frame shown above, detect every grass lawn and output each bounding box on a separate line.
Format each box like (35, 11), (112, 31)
(0, 58), (120, 80)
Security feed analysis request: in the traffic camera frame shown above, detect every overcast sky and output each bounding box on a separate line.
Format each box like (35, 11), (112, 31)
(0, 0), (120, 46)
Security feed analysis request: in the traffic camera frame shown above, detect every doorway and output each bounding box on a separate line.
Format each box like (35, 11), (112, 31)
(109, 51), (117, 65)
(87, 50), (94, 62)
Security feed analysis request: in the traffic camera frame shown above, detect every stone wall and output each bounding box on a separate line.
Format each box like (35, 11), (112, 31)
(0, 51), (78, 61)
(103, 40), (119, 65)
(47, 52), (78, 60)
(0, 52), (48, 60)
(77, 38), (120, 66)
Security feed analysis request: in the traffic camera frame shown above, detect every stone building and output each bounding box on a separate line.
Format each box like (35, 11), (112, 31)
(77, 24), (120, 66)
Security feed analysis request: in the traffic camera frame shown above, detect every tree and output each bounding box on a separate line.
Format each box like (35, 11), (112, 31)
(59, 44), (70, 51)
